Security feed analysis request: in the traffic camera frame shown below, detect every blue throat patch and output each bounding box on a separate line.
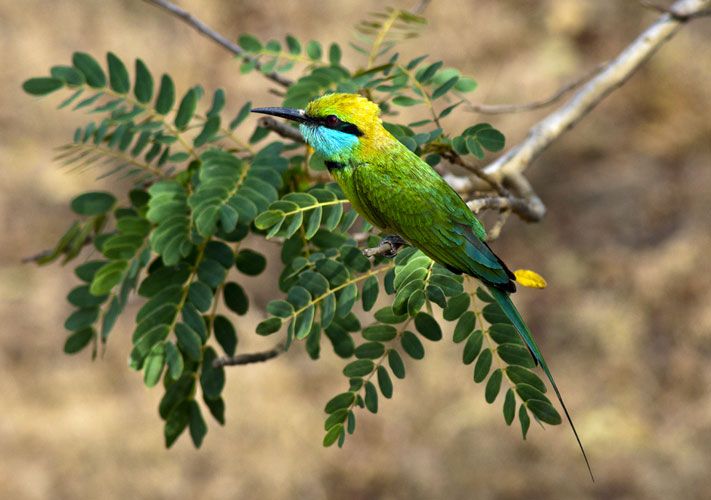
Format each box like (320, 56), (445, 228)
(300, 124), (360, 162)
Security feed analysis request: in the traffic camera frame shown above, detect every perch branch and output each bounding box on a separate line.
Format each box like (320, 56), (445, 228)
(638, 0), (711, 19)
(143, 0), (293, 87)
(258, 117), (305, 143)
(213, 344), (285, 367)
(481, 0), (710, 182)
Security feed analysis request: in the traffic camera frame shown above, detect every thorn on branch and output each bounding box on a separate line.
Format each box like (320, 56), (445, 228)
(213, 344), (285, 367)
(258, 117), (305, 143)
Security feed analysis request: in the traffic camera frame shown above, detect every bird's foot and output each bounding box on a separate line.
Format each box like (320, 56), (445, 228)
(363, 235), (408, 259)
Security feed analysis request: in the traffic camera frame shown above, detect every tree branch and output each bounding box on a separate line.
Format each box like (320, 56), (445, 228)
(213, 344), (285, 367)
(257, 117), (305, 143)
(142, 0), (293, 87)
(482, 0), (710, 182)
(638, 0), (711, 19)
(466, 62), (609, 115)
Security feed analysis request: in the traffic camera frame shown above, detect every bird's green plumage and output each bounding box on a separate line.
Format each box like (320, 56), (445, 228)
(251, 93), (592, 479)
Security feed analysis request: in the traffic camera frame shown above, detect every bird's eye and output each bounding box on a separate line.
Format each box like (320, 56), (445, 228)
(325, 115), (339, 126)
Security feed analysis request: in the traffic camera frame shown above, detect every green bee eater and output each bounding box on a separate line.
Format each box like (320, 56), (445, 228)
(252, 93), (591, 478)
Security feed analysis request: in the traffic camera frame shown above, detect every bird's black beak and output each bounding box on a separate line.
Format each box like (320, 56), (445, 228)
(251, 106), (311, 124)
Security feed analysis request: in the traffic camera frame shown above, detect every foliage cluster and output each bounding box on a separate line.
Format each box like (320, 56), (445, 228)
(23, 8), (559, 448)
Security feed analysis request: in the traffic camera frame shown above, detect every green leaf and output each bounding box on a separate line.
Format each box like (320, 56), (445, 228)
(323, 424), (344, 447)
(361, 275), (379, 312)
(158, 373), (194, 419)
(254, 210), (284, 230)
(267, 300), (294, 318)
(503, 389), (516, 425)
(229, 100), (252, 129)
(70, 191), (116, 216)
(200, 346), (225, 399)
(362, 324), (397, 342)
(354, 341), (385, 359)
(482, 303), (510, 325)
(155, 74), (175, 115)
(72, 52), (106, 88)
(392, 96), (422, 107)
(343, 359), (374, 377)
(90, 259), (128, 295)
(506, 366), (546, 393)
(204, 395), (225, 425)
(335, 283), (358, 318)
(306, 40), (322, 60)
(107, 52), (130, 93)
(417, 61), (443, 83)
(526, 399), (562, 425)
(130, 325), (170, 370)
(489, 324), (522, 345)
(213, 315), (237, 356)
(454, 311), (477, 344)
(22, 77), (63, 96)
(325, 392), (356, 414)
(388, 349), (406, 379)
(425, 285), (446, 308)
(164, 401), (190, 448)
(401, 330), (424, 359)
(373, 306), (407, 325)
(462, 329), (483, 364)
(497, 343), (536, 368)
(134, 59), (153, 103)
(193, 115), (220, 147)
(473, 347), (492, 382)
(329, 43), (342, 65)
(64, 307), (99, 331)
(364, 381), (378, 413)
(293, 304), (315, 339)
(377, 365), (393, 398)
(63, 327), (94, 354)
(432, 76), (459, 99)
(485, 368), (502, 403)
(67, 285), (108, 308)
(189, 401), (208, 447)
(187, 281), (213, 312)
(143, 342), (166, 387)
(414, 312), (442, 341)
(174, 88), (198, 129)
(197, 259), (227, 288)
(235, 249), (267, 276)
(223, 282), (248, 315)
(238, 34), (262, 53)
(455, 77), (477, 93)
(478, 128), (506, 152)
(50, 66), (85, 86)
(256, 317), (282, 335)
(165, 340), (184, 379)
(324, 409), (348, 430)
(286, 34), (301, 55)
(443, 292), (470, 321)
(519, 405), (531, 439)
(207, 88), (225, 118)
(174, 322), (203, 361)
(75, 260), (107, 283)
(476, 287), (494, 302)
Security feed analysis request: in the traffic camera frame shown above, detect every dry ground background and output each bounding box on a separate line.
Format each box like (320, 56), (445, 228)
(2, 1), (710, 499)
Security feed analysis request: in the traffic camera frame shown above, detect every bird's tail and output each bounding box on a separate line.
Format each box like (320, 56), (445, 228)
(486, 285), (594, 481)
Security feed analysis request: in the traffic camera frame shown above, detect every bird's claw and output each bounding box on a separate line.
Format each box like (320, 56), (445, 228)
(363, 235), (408, 259)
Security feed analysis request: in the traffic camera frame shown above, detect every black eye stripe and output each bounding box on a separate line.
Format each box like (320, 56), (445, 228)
(311, 115), (364, 137)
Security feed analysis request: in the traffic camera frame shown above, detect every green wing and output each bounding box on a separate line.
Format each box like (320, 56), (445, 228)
(352, 147), (514, 291)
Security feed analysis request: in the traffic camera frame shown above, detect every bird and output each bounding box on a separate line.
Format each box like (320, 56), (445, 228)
(252, 93), (592, 478)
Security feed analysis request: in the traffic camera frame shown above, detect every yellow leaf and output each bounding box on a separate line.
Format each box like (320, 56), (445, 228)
(514, 269), (547, 289)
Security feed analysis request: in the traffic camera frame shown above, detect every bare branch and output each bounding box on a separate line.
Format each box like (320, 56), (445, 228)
(639, 0), (711, 19)
(467, 62), (609, 115)
(258, 117), (305, 143)
(142, 0), (293, 87)
(482, 0), (710, 182)
(213, 344), (285, 367)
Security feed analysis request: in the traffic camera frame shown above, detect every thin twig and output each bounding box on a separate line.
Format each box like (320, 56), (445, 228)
(142, 0), (293, 87)
(213, 344), (285, 367)
(482, 0), (710, 183)
(258, 117), (305, 143)
(467, 62), (609, 115)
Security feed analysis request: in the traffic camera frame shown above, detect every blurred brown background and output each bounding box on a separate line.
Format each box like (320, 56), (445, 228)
(2, 1), (710, 498)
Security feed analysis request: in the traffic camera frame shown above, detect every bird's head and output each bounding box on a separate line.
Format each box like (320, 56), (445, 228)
(251, 93), (385, 163)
